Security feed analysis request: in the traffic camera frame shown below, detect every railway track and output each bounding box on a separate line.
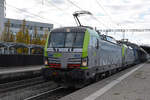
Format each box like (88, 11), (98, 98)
(0, 77), (44, 93)
(24, 87), (77, 100)
(0, 77), (59, 100)
(0, 65), (142, 100)
(24, 87), (63, 100)
(22, 67), (131, 100)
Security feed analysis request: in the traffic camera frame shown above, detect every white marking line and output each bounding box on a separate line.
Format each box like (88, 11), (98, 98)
(83, 64), (145, 100)
(24, 87), (63, 100)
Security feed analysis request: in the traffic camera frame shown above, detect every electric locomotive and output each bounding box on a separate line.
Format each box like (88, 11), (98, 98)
(42, 11), (148, 88)
(42, 26), (124, 88)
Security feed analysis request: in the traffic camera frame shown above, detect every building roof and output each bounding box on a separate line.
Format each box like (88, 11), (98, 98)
(4, 18), (53, 28)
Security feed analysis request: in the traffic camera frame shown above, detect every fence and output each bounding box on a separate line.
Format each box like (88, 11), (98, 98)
(0, 54), (44, 67)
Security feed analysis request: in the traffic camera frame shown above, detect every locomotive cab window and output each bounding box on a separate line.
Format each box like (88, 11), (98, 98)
(65, 33), (75, 47)
(48, 32), (85, 48)
(49, 32), (65, 48)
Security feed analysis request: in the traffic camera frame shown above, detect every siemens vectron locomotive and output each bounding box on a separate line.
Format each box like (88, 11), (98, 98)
(42, 26), (148, 88)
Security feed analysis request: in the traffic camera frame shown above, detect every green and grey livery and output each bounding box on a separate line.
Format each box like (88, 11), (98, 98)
(42, 26), (133, 87)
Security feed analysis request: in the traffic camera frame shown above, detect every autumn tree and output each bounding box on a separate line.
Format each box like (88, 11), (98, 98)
(16, 19), (30, 54)
(1, 19), (15, 42)
(24, 28), (30, 44)
(31, 26), (36, 44)
(21, 20), (26, 34)
(16, 31), (24, 43)
(16, 19), (31, 44)
(31, 26), (41, 45)
(41, 29), (48, 46)
(9, 34), (15, 42)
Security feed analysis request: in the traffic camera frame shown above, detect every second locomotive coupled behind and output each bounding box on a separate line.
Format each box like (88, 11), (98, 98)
(42, 26), (147, 88)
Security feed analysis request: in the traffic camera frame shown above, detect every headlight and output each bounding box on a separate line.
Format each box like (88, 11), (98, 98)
(82, 61), (87, 66)
(82, 57), (88, 67)
(44, 57), (48, 65)
(45, 60), (48, 65)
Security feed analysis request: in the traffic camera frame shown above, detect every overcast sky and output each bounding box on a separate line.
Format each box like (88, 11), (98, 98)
(5, 0), (150, 45)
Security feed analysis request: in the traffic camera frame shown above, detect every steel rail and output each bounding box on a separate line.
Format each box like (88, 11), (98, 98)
(24, 87), (63, 100)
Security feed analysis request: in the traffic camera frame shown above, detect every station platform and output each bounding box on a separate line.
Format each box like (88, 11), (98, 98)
(0, 65), (43, 83)
(60, 62), (150, 100)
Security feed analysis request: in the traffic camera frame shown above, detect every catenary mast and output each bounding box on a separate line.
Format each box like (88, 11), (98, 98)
(0, 0), (5, 35)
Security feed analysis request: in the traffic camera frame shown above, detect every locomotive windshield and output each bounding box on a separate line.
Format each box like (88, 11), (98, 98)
(48, 32), (85, 48)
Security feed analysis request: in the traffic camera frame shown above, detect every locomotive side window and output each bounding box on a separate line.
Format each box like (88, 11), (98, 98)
(96, 39), (99, 49)
(92, 37), (99, 49)
(111, 38), (117, 44)
(106, 36), (117, 44)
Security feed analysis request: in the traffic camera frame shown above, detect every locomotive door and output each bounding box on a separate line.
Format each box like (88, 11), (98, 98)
(95, 38), (99, 67)
(92, 37), (99, 67)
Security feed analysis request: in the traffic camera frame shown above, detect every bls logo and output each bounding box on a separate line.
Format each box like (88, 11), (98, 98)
(55, 48), (72, 52)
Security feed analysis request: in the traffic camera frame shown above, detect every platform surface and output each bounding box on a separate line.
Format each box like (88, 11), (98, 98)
(60, 62), (150, 100)
(0, 65), (43, 75)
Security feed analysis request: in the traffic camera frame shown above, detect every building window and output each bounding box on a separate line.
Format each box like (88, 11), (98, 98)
(26, 25), (29, 28)
(48, 28), (50, 31)
(11, 24), (13, 27)
(40, 27), (43, 30)
(30, 26), (32, 30)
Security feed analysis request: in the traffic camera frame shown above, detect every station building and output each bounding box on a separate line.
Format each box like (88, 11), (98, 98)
(4, 18), (53, 35)
(0, 0), (53, 35)
(0, 0), (53, 55)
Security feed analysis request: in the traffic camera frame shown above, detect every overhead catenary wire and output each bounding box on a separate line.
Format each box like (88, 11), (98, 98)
(41, 0), (111, 29)
(66, 0), (83, 10)
(42, 0), (44, 6)
(95, 0), (116, 26)
(66, 0), (110, 29)
(40, 0), (79, 26)
(7, 0), (118, 29)
(46, 0), (75, 18)
(90, 16), (110, 28)
(46, 0), (67, 12)
(48, 0), (108, 28)
(6, 3), (63, 27)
